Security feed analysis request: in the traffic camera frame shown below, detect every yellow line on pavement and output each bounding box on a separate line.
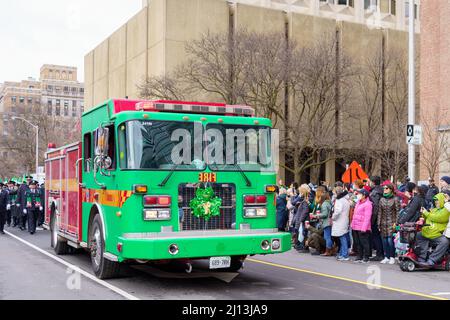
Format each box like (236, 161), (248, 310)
(247, 258), (447, 301)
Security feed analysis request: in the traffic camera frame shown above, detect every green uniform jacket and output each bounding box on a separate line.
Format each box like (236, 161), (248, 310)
(422, 193), (450, 239)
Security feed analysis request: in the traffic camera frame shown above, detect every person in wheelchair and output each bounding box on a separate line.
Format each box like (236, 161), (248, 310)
(415, 193), (450, 267)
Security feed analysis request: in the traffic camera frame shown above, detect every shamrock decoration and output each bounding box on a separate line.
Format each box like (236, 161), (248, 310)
(189, 186), (222, 221)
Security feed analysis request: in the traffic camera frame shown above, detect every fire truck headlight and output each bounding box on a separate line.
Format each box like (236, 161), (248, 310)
(244, 208), (267, 218)
(244, 208), (256, 217)
(143, 209), (171, 221)
(256, 208), (267, 217)
(271, 239), (281, 250)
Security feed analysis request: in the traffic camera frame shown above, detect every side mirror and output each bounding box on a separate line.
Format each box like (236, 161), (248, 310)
(95, 127), (110, 157)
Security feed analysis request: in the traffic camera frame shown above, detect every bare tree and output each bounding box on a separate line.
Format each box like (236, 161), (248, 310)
(420, 109), (450, 180)
(0, 112), (77, 177)
(137, 75), (189, 101)
(282, 33), (354, 183)
(137, 30), (294, 124)
(378, 49), (409, 182)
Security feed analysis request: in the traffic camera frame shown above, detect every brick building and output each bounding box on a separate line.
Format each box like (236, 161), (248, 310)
(419, 1), (450, 181)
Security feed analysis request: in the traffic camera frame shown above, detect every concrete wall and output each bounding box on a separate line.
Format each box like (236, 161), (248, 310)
(85, 0), (229, 110)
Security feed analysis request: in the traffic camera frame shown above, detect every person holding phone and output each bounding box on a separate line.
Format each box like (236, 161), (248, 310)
(415, 194), (450, 267)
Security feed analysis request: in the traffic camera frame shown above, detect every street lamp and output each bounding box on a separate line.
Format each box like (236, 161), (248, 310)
(11, 116), (39, 176)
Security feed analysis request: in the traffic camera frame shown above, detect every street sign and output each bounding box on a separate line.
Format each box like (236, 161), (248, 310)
(406, 124), (422, 145)
(342, 161), (369, 184)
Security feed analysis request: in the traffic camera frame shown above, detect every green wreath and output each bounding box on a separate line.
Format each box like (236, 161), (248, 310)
(189, 186), (222, 221)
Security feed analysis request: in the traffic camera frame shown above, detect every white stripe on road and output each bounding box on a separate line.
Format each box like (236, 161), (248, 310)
(5, 231), (140, 300)
(432, 292), (450, 296)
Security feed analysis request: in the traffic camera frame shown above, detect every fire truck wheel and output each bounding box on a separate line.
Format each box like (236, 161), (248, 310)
(89, 215), (120, 279)
(50, 211), (69, 255)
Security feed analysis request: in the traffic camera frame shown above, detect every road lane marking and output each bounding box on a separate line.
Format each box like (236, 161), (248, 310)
(247, 258), (447, 301)
(432, 292), (450, 296)
(5, 231), (139, 300)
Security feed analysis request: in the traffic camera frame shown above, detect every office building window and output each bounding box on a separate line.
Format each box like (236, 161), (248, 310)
(337, 0), (353, 6)
(11, 96), (16, 103)
(364, 0), (378, 10)
(47, 100), (53, 115)
(28, 97), (33, 105)
(64, 100), (69, 116)
(19, 97), (25, 104)
(55, 105), (60, 116)
(80, 88), (84, 94)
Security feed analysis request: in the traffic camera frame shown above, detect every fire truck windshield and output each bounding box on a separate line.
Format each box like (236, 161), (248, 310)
(205, 124), (273, 172)
(118, 120), (274, 172)
(120, 120), (205, 171)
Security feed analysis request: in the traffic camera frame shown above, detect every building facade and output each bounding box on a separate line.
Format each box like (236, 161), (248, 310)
(419, 1), (450, 182)
(85, 0), (420, 184)
(0, 65), (84, 174)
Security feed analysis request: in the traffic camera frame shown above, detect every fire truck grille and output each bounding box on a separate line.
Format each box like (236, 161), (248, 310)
(178, 183), (236, 231)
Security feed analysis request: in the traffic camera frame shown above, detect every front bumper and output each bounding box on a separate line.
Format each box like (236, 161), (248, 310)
(116, 229), (291, 261)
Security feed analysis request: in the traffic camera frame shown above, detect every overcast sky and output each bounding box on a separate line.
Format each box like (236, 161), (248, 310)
(0, 0), (142, 83)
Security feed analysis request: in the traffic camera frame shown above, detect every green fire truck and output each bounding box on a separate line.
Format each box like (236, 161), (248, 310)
(44, 99), (291, 279)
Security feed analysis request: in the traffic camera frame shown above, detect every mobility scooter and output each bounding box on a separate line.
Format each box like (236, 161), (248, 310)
(398, 221), (450, 272)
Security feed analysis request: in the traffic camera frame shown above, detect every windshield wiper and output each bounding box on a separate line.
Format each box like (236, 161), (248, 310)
(158, 164), (179, 187)
(209, 161), (251, 187)
(234, 163), (252, 187)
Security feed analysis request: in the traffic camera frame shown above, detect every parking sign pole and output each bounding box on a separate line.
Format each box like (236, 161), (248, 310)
(407, 0), (416, 182)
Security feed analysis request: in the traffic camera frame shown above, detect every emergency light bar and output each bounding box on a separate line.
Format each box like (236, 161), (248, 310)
(135, 100), (255, 117)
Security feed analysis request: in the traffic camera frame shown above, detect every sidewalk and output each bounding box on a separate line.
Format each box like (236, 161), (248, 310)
(250, 249), (450, 298)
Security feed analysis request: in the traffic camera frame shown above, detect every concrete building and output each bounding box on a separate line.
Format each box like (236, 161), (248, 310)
(40, 65), (85, 118)
(85, 0), (420, 183)
(419, 1), (450, 182)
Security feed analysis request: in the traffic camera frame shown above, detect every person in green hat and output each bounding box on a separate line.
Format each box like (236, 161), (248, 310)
(16, 175), (33, 231)
(0, 183), (9, 234)
(415, 193), (450, 267)
(22, 180), (42, 235)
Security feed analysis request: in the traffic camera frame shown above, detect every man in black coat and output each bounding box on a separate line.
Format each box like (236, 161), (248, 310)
(7, 181), (18, 227)
(22, 180), (43, 235)
(0, 183), (9, 234)
(16, 176), (32, 231)
(368, 176), (384, 261)
(398, 185), (426, 224)
(425, 178), (439, 210)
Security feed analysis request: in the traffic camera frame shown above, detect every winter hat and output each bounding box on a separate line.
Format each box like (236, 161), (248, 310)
(358, 189), (370, 197)
(335, 181), (343, 188)
(370, 176), (381, 186)
(363, 185), (371, 193)
(406, 182), (416, 193)
(381, 180), (392, 187)
(440, 176), (450, 185)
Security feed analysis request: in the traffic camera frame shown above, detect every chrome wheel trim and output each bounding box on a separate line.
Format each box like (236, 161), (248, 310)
(92, 227), (102, 267)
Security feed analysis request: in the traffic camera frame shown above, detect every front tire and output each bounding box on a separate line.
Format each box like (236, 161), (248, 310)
(89, 215), (120, 279)
(405, 260), (415, 272)
(50, 211), (69, 255)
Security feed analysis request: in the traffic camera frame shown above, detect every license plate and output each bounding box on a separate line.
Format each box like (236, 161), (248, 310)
(209, 256), (231, 269)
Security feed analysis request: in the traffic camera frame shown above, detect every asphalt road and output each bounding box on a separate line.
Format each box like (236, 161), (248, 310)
(1, 225), (449, 300)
